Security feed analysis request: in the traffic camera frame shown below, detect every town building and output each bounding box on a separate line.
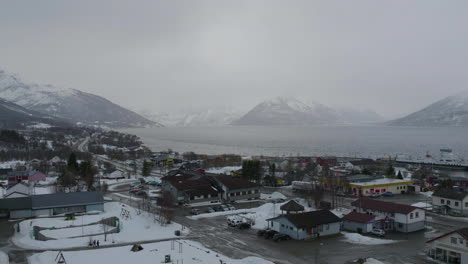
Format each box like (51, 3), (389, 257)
(7, 170), (47, 186)
(426, 227), (468, 264)
(0, 191), (104, 219)
(351, 198), (425, 233)
(342, 211), (376, 233)
(316, 157), (337, 168)
(349, 178), (416, 197)
(4, 182), (30, 198)
(345, 159), (378, 172)
(161, 171), (219, 204)
(432, 189), (468, 216)
(266, 210), (341, 240)
(211, 175), (260, 202)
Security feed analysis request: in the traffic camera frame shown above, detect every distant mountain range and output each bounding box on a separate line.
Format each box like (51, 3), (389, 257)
(139, 108), (243, 127)
(232, 97), (384, 126)
(0, 70), (160, 128)
(388, 90), (468, 127)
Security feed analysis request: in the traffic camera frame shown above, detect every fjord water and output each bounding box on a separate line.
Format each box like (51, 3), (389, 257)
(121, 126), (468, 158)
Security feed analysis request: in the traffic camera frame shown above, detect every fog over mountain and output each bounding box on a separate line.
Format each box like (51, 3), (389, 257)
(0, 70), (159, 128)
(389, 90), (468, 127)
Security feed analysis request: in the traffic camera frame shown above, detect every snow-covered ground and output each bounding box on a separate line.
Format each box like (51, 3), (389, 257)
(341, 232), (399, 245)
(411, 202), (432, 210)
(0, 160), (24, 169)
(0, 251), (8, 264)
(364, 258), (385, 264)
(28, 240), (273, 264)
(13, 202), (188, 250)
(260, 192), (287, 200)
(41, 224), (113, 240)
(206, 166), (241, 174)
(421, 191), (433, 198)
(189, 200), (313, 230)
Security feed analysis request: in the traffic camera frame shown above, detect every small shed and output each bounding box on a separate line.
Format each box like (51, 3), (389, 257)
(343, 211), (375, 233)
(280, 200), (305, 214)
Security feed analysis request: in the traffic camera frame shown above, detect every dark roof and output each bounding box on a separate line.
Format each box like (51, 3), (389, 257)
(351, 198), (418, 215)
(212, 175), (258, 190)
(427, 227), (468, 243)
(7, 170), (37, 177)
(280, 200), (305, 212)
(0, 197), (32, 210)
(6, 181), (29, 190)
(433, 189), (468, 201)
(343, 211), (376, 224)
(168, 176), (219, 197)
(267, 210), (341, 229)
(32, 191), (104, 209)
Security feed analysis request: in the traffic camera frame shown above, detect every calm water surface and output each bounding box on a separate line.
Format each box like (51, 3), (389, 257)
(120, 126), (468, 159)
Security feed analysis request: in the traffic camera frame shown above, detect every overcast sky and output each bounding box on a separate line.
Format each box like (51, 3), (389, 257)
(1, 0), (467, 119)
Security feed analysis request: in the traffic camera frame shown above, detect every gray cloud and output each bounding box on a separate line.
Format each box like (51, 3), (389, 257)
(1, 0), (467, 118)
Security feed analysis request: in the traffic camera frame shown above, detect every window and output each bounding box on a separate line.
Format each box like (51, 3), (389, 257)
(410, 213), (414, 219)
(415, 212), (419, 218)
(455, 202), (459, 207)
(460, 238), (464, 245)
(290, 226), (293, 230)
(452, 237), (458, 244)
(281, 224), (285, 228)
(326, 224), (329, 230)
(447, 200), (451, 205)
(465, 202), (468, 207)
(441, 199), (445, 204)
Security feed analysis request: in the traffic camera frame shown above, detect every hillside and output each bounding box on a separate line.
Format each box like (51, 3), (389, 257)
(388, 90), (468, 126)
(0, 70), (161, 128)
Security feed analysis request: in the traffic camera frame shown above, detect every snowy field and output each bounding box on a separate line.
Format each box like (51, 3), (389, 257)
(260, 192), (287, 200)
(341, 232), (399, 245)
(13, 202), (188, 250)
(28, 240), (273, 264)
(41, 224), (113, 239)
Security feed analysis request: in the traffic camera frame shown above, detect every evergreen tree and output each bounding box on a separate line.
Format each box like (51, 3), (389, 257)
(67, 152), (79, 173)
(242, 160), (261, 183)
(79, 160), (97, 190)
(396, 171), (403, 179)
(142, 160), (151, 176)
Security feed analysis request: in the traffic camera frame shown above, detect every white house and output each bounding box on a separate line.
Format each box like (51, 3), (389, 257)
(427, 227), (468, 264)
(351, 198), (425, 233)
(432, 189), (468, 216)
(5, 182), (30, 199)
(343, 211), (376, 233)
(266, 210), (342, 240)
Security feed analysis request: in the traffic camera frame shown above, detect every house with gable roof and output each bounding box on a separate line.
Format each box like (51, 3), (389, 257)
(427, 227), (468, 264)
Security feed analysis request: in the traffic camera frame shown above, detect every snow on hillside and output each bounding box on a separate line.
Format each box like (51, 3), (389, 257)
(389, 90), (468, 126)
(0, 69), (158, 128)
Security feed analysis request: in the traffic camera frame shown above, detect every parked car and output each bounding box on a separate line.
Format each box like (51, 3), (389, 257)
(273, 233), (291, 242)
(221, 205), (230, 211)
(263, 230), (278, 239)
(382, 192), (394, 197)
(190, 209), (201, 215)
(370, 193), (380, 198)
(370, 228), (386, 237)
(147, 181), (161, 186)
(206, 207), (215, 213)
(238, 222), (251, 230)
(228, 205), (236, 210)
(213, 206), (224, 212)
(136, 190), (147, 196)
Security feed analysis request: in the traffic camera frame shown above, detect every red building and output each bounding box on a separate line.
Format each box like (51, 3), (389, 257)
(316, 157), (337, 168)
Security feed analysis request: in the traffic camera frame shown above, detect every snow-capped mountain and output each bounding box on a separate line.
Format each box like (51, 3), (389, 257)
(232, 97), (384, 126)
(232, 97), (340, 126)
(388, 90), (468, 126)
(139, 108), (243, 127)
(0, 70), (160, 128)
(0, 97), (68, 128)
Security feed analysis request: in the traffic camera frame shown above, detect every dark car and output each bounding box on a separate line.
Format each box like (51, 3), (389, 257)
(273, 233), (291, 242)
(263, 230), (278, 239)
(257, 230), (266, 237)
(238, 222), (251, 230)
(136, 190), (147, 197)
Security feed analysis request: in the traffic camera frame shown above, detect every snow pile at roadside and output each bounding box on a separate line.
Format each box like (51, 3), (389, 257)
(421, 191), (433, 197)
(0, 251), (8, 264)
(341, 232), (399, 245)
(206, 166), (242, 174)
(13, 202), (189, 250)
(189, 199), (313, 230)
(411, 202), (432, 210)
(28, 240), (274, 264)
(260, 192), (287, 200)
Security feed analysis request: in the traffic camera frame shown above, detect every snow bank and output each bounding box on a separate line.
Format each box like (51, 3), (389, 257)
(189, 199), (313, 230)
(206, 166), (241, 174)
(28, 240), (274, 264)
(421, 191), (433, 198)
(13, 202), (188, 250)
(260, 192), (287, 200)
(341, 232), (399, 245)
(0, 251), (8, 264)
(411, 202), (432, 210)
